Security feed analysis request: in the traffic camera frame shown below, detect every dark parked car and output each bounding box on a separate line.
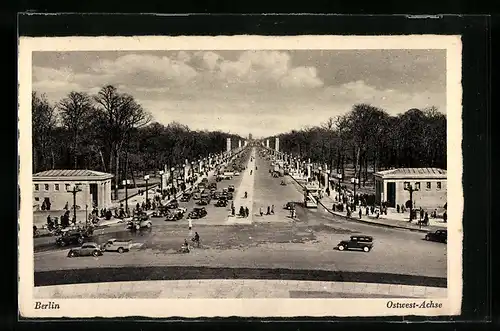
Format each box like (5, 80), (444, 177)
(56, 228), (93, 247)
(215, 199), (228, 207)
(425, 230), (447, 243)
(209, 182), (217, 190)
(180, 192), (191, 202)
(211, 191), (221, 199)
(197, 198), (210, 206)
(67, 242), (103, 257)
(228, 185), (235, 192)
(337, 235), (374, 252)
(166, 199), (179, 209)
(188, 207), (207, 219)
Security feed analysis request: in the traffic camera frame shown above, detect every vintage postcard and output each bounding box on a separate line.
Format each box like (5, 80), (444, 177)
(18, 35), (463, 318)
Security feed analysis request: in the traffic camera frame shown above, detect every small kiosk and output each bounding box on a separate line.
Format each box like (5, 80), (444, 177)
(304, 182), (320, 208)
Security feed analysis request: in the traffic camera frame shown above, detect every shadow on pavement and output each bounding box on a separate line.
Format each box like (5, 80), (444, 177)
(35, 266), (447, 288)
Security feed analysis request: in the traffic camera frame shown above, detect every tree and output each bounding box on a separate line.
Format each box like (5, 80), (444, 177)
(93, 85), (152, 199)
(58, 92), (95, 168)
(32, 92), (57, 172)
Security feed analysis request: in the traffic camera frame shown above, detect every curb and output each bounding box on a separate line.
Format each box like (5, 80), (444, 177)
(287, 175), (432, 234)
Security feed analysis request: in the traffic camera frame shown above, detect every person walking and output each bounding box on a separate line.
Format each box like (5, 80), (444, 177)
(188, 218), (192, 231)
(260, 207), (263, 216)
(271, 205), (274, 214)
(266, 206), (271, 215)
(245, 207), (249, 218)
(359, 208), (362, 219)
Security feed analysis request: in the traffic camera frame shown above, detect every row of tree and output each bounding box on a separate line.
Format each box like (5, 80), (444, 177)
(270, 104), (446, 188)
(32, 85), (243, 198)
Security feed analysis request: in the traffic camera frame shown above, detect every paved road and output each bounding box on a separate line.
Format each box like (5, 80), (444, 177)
(33, 146), (447, 287)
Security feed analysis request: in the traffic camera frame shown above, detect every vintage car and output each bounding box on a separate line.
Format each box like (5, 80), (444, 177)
(211, 190), (221, 199)
(193, 191), (202, 200)
(56, 228), (93, 247)
(188, 207), (208, 219)
(228, 185), (235, 192)
(127, 213), (152, 230)
(337, 235), (373, 252)
(180, 192), (192, 202)
(209, 182), (217, 190)
(197, 198), (210, 206)
(223, 191), (233, 200)
(104, 239), (133, 253)
(166, 199), (179, 209)
(284, 201), (295, 210)
(67, 242), (103, 257)
(425, 229), (447, 243)
(200, 192), (211, 203)
(215, 198), (228, 207)
(152, 205), (169, 217)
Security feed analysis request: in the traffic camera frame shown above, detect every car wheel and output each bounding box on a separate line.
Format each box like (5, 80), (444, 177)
(135, 224), (140, 230)
(118, 247), (124, 253)
(363, 246), (370, 252)
(338, 245), (345, 251)
(146, 222), (152, 228)
(425, 235), (429, 241)
(68, 251), (74, 258)
(92, 250), (99, 257)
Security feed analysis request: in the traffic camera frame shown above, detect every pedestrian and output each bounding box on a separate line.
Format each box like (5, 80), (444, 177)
(266, 206), (271, 215)
(365, 206), (369, 216)
(420, 208), (424, 221)
(188, 218), (192, 231)
(271, 205), (274, 214)
(245, 207), (249, 218)
(332, 204), (336, 212)
(424, 212), (429, 225)
(260, 207), (263, 216)
(231, 206), (235, 216)
(359, 208), (362, 219)
(443, 211), (447, 223)
(397, 204), (400, 213)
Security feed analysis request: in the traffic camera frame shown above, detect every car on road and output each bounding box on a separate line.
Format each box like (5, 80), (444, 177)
(127, 213), (152, 230)
(228, 185), (235, 192)
(56, 228), (93, 247)
(284, 201), (295, 210)
(166, 199), (179, 209)
(222, 191), (233, 200)
(337, 235), (373, 252)
(67, 242), (103, 257)
(165, 207), (186, 221)
(211, 191), (221, 199)
(188, 207), (207, 219)
(104, 239), (133, 253)
(197, 198), (210, 206)
(215, 198), (228, 207)
(425, 229), (447, 243)
(193, 191), (202, 200)
(209, 182), (217, 190)
(180, 192), (191, 202)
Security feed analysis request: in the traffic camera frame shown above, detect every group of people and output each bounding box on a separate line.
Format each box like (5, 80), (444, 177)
(259, 205), (275, 217)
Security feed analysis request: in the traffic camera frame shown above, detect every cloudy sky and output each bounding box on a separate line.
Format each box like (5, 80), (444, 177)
(32, 50), (446, 138)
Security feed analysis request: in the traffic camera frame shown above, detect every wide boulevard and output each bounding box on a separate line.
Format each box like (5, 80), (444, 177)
(34, 146), (447, 289)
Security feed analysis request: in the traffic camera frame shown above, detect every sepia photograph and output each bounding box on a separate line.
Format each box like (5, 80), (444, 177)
(18, 35), (463, 318)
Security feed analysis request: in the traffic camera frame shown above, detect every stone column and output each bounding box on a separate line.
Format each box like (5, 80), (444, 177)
(226, 138), (231, 153)
(275, 137), (280, 152)
(266, 139), (269, 148)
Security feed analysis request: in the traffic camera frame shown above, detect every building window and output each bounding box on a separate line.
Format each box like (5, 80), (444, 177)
(415, 182), (420, 190)
(54, 184), (59, 191)
(34, 197), (39, 202)
(404, 182), (410, 189)
(65, 184), (70, 191)
(44, 184), (49, 191)
(437, 182), (442, 190)
(426, 182), (431, 190)
(34, 184), (39, 191)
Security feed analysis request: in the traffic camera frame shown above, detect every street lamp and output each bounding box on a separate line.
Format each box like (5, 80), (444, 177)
(67, 183), (82, 225)
(351, 177), (359, 210)
(122, 179), (129, 215)
(404, 183), (419, 222)
(158, 170), (164, 194)
(144, 175), (150, 203)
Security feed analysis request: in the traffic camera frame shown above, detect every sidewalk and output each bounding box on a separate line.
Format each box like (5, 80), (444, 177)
(34, 279), (446, 299)
(289, 175), (447, 233)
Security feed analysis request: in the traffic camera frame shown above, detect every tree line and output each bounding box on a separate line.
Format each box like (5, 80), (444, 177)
(271, 104), (446, 188)
(32, 85), (242, 198)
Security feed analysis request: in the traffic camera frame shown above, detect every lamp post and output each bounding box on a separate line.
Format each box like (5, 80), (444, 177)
(144, 175), (150, 203)
(404, 183), (419, 222)
(351, 177), (359, 210)
(159, 170), (164, 195)
(67, 184), (82, 225)
(122, 179), (129, 215)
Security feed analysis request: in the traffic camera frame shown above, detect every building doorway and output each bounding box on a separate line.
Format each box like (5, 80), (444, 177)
(42, 197), (51, 211)
(90, 184), (98, 207)
(386, 182), (396, 207)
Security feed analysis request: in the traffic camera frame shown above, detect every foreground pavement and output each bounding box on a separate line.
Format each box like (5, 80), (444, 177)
(34, 279), (446, 299)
